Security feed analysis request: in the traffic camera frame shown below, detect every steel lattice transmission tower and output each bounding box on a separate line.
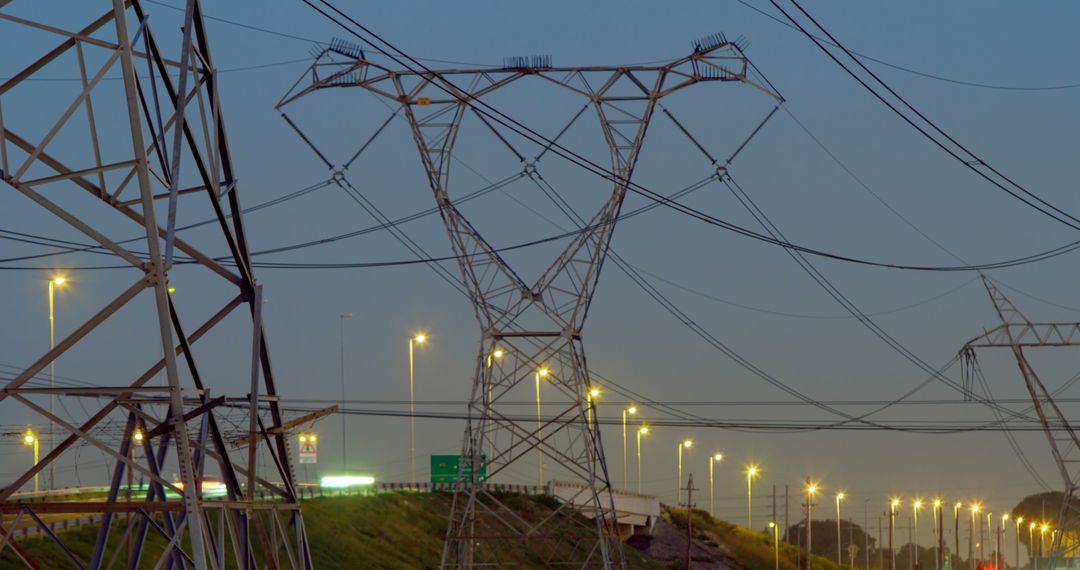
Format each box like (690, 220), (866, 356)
(961, 275), (1080, 561)
(0, 1), (311, 567)
(279, 33), (778, 568)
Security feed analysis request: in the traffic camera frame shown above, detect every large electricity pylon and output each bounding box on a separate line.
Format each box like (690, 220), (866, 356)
(279, 33), (778, 567)
(961, 275), (1080, 561)
(0, 2), (310, 567)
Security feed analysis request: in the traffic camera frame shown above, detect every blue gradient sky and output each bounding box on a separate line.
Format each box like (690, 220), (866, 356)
(2, 0), (1079, 539)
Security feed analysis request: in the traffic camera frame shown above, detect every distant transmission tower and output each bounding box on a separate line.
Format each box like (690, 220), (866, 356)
(279, 32), (779, 568)
(0, 2), (310, 567)
(960, 275), (1080, 563)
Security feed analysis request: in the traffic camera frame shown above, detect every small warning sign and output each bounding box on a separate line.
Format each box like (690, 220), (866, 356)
(298, 435), (317, 464)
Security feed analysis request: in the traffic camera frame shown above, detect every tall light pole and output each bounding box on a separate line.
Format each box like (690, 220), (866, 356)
(587, 388), (600, 430)
(985, 512), (992, 565)
(806, 481), (818, 570)
(408, 332), (427, 482)
(535, 367), (549, 486)
(339, 313), (352, 470)
(971, 504), (981, 570)
(836, 492), (846, 567)
(1016, 517), (1023, 570)
(22, 427), (39, 493)
(1039, 524), (1049, 570)
(934, 499), (943, 570)
(636, 426), (648, 493)
(677, 439), (692, 504)
(914, 500), (923, 570)
(622, 405), (637, 489)
(47, 275), (65, 490)
(709, 453), (723, 517)
(747, 465), (759, 529)
(1029, 522), (1036, 570)
(891, 498), (902, 570)
(770, 521), (780, 570)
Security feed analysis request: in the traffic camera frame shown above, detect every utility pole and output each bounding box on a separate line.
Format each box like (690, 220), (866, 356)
(806, 478), (817, 570)
(891, 502), (897, 570)
(881, 515), (886, 570)
(685, 474), (697, 570)
(865, 500), (871, 570)
(996, 523), (1002, 570)
(938, 505), (945, 570)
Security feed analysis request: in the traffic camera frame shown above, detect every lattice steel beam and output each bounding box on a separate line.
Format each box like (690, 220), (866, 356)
(0, 2), (311, 567)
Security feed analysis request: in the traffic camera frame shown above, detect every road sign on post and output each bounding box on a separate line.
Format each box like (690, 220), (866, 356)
(431, 454), (487, 484)
(299, 437), (318, 464)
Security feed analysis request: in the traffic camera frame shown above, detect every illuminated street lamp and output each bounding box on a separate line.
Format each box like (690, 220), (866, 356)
(1015, 517), (1023, 570)
(408, 332), (427, 483)
(933, 499), (943, 570)
(954, 502), (962, 570)
(709, 452), (723, 517)
(806, 482), (819, 570)
(746, 465), (760, 529)
(676, 440), (692, 504)
(837, 492), (846, 566)
(770, 521), (780, 570)
(622, 405), (637, 489)
(535, 367), (550, 486)
(1001, 514), (1010, 570)
(23, 428), (39, 493)
(914, 500), (922, 570)
(891, 498), (902, 570)
(1029, 522), (1036, 570)
(47, 274), (66, 490)
(636, 426), (648, 493)
(970, 504), (982, 570)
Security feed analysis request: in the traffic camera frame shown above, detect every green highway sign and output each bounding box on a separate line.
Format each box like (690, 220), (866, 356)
(431, 454), (488, 484)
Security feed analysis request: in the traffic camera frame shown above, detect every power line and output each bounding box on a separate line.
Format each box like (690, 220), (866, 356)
(768, 0), (1080, 231)
(735, 0), (1080, 92)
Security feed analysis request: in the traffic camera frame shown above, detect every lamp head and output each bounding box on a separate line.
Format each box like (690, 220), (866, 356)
(589, 388), (600, 398)
(639, 426), (649, 435)
(299, 435), (307, 443)
(807, 484), (818, 495)
(891, 498), (901, 509)
(492, 348), (505, 358)
(914, 500), (922, 510)
(682, 440), (693, 448)
(747, 466), (758, 477)
(769, 522), (776, 528)
(627, 406), (637, 415)
(51, 276), (66, 286)
(1042, 524), (1049, 532)
(1031, 522), (1037, 530)
(1018, 517), (1024, 524)
(934, 499), (942, 508)
(955, 502), (962, 510)
(133, 430), (144, 442)
(23, 433), (35, 445)
(837, 492), (845, 501)
(413, 334), (427, 344)
(972, 504), (981, 513)
(537, 368), (550, 378)
(713, 453), (723, 462)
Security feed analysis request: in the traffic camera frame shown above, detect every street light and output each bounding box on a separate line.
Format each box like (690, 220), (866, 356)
(622, 405), (637, 489)
(677, 439), (692, 504)
(586, 388), (600, 427)
(836, 492), (846, 567)
(954, 502), (962, 570)
(770, 521), (780, 570)
(47, 274), (66, 490)
(747, 465), (759, 529)
(338, 313), (352, 470)
(1029, 522), (1036, 570)
(985, 512), (992, 565)
(914, 500), (922, 570)
(709, 453), (723, 517)
(971, 504), (981, 570)
(806, 482), (819, 570)
(933, 499), (943, 570)
(408, 332), (427, 482)
(132, 430), (144, 443)
(636, 426), (648, 493)
(535, 367), (549, 486)
(23, 428), (38, 493)
(1015, 517), (1023, 570)
(891, 498), (902, 570)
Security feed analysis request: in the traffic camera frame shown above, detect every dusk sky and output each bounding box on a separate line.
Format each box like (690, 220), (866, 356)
(2, 0), (1080, 542)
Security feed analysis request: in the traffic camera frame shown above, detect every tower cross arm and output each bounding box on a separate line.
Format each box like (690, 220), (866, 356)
(961, 322), (1080, 350)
